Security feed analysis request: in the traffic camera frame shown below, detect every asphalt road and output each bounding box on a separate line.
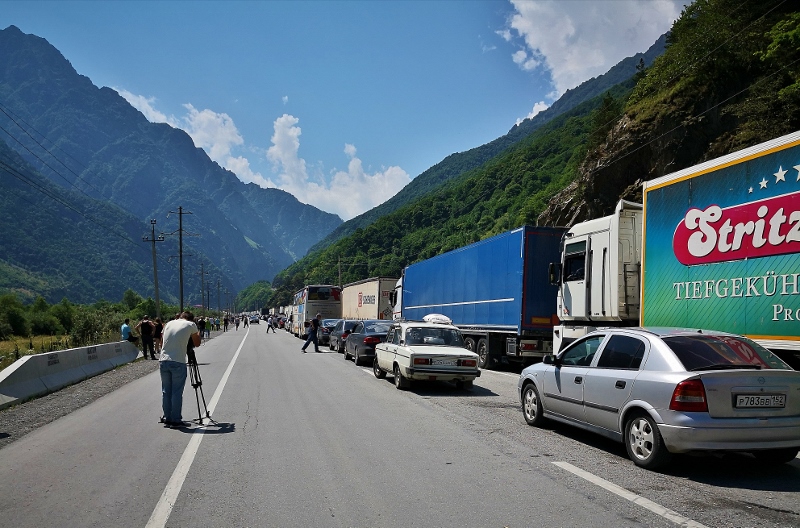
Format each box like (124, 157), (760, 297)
(0, 327), (798, 527)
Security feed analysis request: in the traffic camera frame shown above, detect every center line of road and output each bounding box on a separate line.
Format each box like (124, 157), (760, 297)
(145, 328), (249, 528)
(552, 461), (710, 528)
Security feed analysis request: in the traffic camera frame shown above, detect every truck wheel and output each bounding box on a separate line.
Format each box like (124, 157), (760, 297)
(464, 337), (476, 352)
(477, 339), (490, 369)
(373, 357), (386, 379)
(394, 364), (410, 390)
(624, 412), (671, 470)
(522, 383), (545, 426)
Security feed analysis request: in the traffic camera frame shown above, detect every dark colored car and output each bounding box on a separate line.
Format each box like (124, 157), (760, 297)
(344, 320), (392, 366)
(329, 319), (359, 353)
(317, 318), (340, 345)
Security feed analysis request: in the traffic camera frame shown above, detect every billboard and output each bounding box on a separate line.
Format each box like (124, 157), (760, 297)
(642, 132), (800, 345)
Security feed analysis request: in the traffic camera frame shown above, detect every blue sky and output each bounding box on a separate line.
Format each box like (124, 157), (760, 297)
(1, 0), (683, 220)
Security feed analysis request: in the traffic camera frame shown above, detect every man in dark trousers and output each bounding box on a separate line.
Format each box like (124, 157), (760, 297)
(301, 313), (322, 353)
(136, 315), (156, 359)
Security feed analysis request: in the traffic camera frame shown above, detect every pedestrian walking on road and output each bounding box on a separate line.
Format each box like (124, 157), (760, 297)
(159, 311), (201, 428)
(266, 315), (276, 333)
(301, 313), (322, 353)
(235, 316), (240, 330)
(136, 315), (156, 359)
(196, 317), (206, 342)
(223, 316), (229, 331)
(243, 316), (249, 328)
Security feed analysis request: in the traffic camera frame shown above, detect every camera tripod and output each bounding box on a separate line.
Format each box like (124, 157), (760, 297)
(187, 351), (218, 426)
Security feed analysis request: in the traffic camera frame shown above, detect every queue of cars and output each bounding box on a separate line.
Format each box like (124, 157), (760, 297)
(282, 314), (800, 470)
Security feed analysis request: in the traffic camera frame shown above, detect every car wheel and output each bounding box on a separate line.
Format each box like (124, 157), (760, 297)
(373, 357), (386, 379)
(464, 337), (476, 352)
(344, 346), (351, 360)
(522, 382), (545, 426)
(394, 364), (410, 390)
(477, 338), (489, 369)
(329, 341), (334, 351)
(624, 412), (671, 470)
(752, 448), (799, 464)
(455, 379), (473, 391)
(353, 349), (360, 366)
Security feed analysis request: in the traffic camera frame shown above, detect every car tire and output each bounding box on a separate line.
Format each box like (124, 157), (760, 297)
(373, 357), (386, 379)
(464, 337), (476, 352)
(477, 338), (489, 369)
(522, 382), (546, 426)
(455, 379), (473, 391)
(394, 364), (410, 390)
(752, 448), (799, 464)
(624, 412), (671, 470)
(329, 341), (334, 351)
(353, 349), (360, 366)
(344, 346), (351, 360)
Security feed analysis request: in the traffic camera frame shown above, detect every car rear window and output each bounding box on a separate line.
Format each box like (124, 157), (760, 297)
(663, 335), (790, 371)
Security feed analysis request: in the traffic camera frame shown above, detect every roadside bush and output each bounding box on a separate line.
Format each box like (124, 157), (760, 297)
(29, 312), (64, 336)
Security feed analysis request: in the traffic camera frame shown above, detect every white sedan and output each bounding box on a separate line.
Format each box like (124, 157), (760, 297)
(373, 317), (480, 390)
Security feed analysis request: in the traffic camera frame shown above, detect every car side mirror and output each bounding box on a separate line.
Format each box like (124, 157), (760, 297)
(543, 354), (557, 365)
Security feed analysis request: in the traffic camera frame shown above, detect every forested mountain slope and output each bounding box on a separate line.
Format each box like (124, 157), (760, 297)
(0, 25), (341, 303)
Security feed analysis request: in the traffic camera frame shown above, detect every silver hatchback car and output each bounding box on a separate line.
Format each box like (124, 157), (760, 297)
(518, 328), (800, 470)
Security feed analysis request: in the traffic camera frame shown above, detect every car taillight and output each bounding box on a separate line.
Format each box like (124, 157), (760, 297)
(459, 359), (477, 367)
(364, 337), (381, 344)
(670, 379), (708, 412)
(413, 357), (430, 365)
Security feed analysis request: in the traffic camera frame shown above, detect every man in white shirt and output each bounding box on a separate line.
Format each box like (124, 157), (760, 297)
(159, 312), (201, 428)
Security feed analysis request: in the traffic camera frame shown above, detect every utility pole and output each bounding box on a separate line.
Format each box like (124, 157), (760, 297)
(217, 279), (221, 313)
(197, 262), (209, 314)
(167, 206), (194, 312)
(142, 219), (165, 319)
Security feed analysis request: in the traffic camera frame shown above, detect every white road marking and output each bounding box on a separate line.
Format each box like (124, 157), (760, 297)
(145, 328), (249, 528)
(552, 461), (709, 528)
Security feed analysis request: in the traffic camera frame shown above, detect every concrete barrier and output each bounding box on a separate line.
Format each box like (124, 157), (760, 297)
(0, 341), (140, 410)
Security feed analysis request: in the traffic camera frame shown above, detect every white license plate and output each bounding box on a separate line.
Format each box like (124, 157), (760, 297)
(735, 394), (785, 408)
(431, 358), (457, 366)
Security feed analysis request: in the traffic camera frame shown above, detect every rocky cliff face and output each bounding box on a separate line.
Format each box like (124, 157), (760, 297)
(538, 1), (800, 227)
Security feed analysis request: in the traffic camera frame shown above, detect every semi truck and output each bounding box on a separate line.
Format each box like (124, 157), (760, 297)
(341, 277), (397, 320)
(552, 130), (800, 367)
(392, 226), (566, 368)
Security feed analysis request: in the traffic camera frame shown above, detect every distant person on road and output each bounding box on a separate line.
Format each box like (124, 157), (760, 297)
(159, 311), (201, 428)
(196, 317), (206, 342)
(153, 317), (164, 354)
(301, 313), (322, 353)
(235, 316), (240, 330)
(136, 315), (156, 359)
(243, 315), (249, 328)
(266, 315), (276, 333)
(223, 316), (229, 331)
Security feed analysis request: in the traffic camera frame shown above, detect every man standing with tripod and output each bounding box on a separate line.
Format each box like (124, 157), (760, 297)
(159, 312), (201, 428)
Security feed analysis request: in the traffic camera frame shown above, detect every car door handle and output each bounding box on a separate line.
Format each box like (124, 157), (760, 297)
(573, 376), (583, 384)
(615, 380), (626, 389)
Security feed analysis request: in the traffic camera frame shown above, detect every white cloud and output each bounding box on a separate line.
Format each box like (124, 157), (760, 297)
(266, 116), (410, 220)
(115, 89), (178, 126)
(282, 95), (289, 105)
(515, 101), (550, 126)
(506, 0), (683, 96)
(116, 92), (409, 220)
(181, 104), (243, 160)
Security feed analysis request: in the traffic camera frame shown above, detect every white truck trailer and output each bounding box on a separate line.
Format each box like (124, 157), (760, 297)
(341, 277), (397, 320)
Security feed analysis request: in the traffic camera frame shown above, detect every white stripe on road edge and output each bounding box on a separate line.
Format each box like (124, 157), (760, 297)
(145, 328), (249, 528)
(552, 461), (709, 528)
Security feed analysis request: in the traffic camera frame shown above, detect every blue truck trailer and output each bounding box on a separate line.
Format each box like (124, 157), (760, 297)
(394, 226), (566, 368)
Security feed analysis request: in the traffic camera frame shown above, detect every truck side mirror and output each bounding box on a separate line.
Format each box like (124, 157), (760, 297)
(389, 291), (396, 305)
(548, 263), (559, 285)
